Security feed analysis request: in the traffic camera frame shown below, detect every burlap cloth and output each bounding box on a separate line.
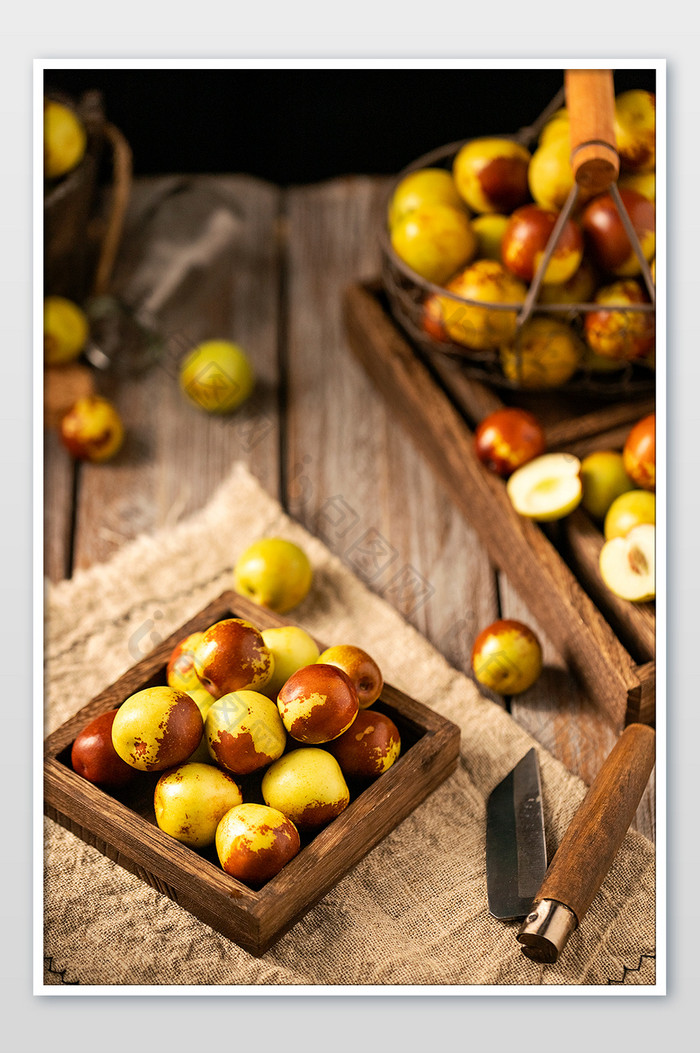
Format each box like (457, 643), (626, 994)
(44, 462), (656, 988)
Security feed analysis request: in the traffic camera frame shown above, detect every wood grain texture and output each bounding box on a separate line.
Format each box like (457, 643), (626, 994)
(427, 353), (504, 426)
(44, 590), (461, 956)
(425, 343), (653, 447)
(565, 69), (620, 191)
(343, 282), (648, 730)
(44, 429), (76, 583)
(284, 180), (501, 688)
(43, 174), (656, 845)
(71, 176), (283, 570)
(44, 362), (96, 430)
(544, 398), (655, 452)
(560, 424), (650, 462)
(500, 575), (617, 785)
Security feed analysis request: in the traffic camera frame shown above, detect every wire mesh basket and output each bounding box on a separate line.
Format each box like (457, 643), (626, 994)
(379, 71), (656, 399)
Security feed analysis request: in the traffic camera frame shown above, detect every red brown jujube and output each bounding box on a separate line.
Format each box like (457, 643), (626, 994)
(193, 618), (273, 696)
(277, 663), (359, 743)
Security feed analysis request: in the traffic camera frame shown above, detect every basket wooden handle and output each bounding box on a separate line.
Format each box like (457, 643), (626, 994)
(92, 122), (133, 297)
(565, 69), (620, 193)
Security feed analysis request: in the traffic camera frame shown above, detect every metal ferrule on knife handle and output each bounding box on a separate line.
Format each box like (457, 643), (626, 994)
(517, 900), (578, 963)
(517, 723), (656, 964)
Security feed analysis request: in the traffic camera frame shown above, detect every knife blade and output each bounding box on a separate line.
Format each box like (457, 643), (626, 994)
(517, 723), (656, 964)
(486, 747), (547, 921)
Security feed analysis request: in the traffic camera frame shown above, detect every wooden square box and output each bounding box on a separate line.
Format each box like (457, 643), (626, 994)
(44, 590), (461, 957)
(343, 281), (656, 733)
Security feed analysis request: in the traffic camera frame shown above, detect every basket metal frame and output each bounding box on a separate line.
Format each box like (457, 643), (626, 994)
(379, 88), (656, 398)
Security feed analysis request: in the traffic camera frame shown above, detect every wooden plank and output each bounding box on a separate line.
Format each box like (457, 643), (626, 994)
(563, 508), (655, 664)
(369, 279), (655, 835)
(625, 660), (656, 730)
(44, 429), (76, 583)
(44, 362), (95, 430)
(44, 767), (264, 953)
(428, 352), (504, 425)
(410, 320), (654, 448)
(499, 577), (654, 841)
(71, 175), (283, 571)
(343, 281), (648, 730)
(283, 177), (501, 693)
(48, 172), (655, 850)
(43, 363), (96, 583)
(559, 425), (644, 461)
(543, 397), (655, 451)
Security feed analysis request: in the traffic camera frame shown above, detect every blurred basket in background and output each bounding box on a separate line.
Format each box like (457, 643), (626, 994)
(380, 70), (656, 400)
(44, 89), (132, 304)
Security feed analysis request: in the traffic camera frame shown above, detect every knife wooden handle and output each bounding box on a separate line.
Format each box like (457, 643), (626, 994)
(538, 722), (655, 917)
(518, 723), (655, 962)
(565, 69), (620, 192)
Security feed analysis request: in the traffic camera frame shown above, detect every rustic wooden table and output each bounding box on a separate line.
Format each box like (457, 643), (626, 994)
(44, 173), (655, 842)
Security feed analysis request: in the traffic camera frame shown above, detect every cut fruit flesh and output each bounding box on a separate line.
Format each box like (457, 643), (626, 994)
(599, 523), (655, 602)
(506, 452), (582, 521)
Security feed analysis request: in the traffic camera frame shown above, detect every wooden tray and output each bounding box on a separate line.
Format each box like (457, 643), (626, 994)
(44, 590), (461, 957)
(343, 281), (656, 732)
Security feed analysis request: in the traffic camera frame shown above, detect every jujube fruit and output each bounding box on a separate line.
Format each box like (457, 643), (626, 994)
(453, 138), (531, 214)
(44, 296), (89, 365)
(59, 396), (124, 463)
(111, 687), (204, 772)
(316, 644), (384, 709)
(583, 280), (655, 362)
(471, 619), (543, 695)
(390, 202), (477, 284)
(623, 413), (655, 492)
(166, 631), (213, 695)
(204, 690), (286, 775)
(614, 90), (656, 173)
(437, 260), (527, 351)
(501, 205), (583, 286)
(261, 748), (350, 829)
(276, 663), (359, 744)
(233, 538), (313, 614)
(71, 709), (136, 788)
(500, 316), (583, 389)
(581, 188), (655, 278)
(388, 167), (466, 229)
(506, 452), (582, 521)
(261, 626), (321, 699)
(44, 99), (87, 179)
(154, 762), (243, 848)
(326, 709), (401, 779)
(603, 489), (655, 541)
(216, 803), (301, 885)
(179, 340), (254, 415)
(474, 407), (546, 478)
(193, 618), (274, 696)
(599, 523), (655, 603)
(580, 451), (635, 520)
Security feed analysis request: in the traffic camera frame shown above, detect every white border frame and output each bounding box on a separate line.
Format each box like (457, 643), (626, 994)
(34, 57), (666, 997)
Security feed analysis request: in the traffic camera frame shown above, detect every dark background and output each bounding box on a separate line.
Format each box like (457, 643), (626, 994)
(44, 67), (656, 184)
